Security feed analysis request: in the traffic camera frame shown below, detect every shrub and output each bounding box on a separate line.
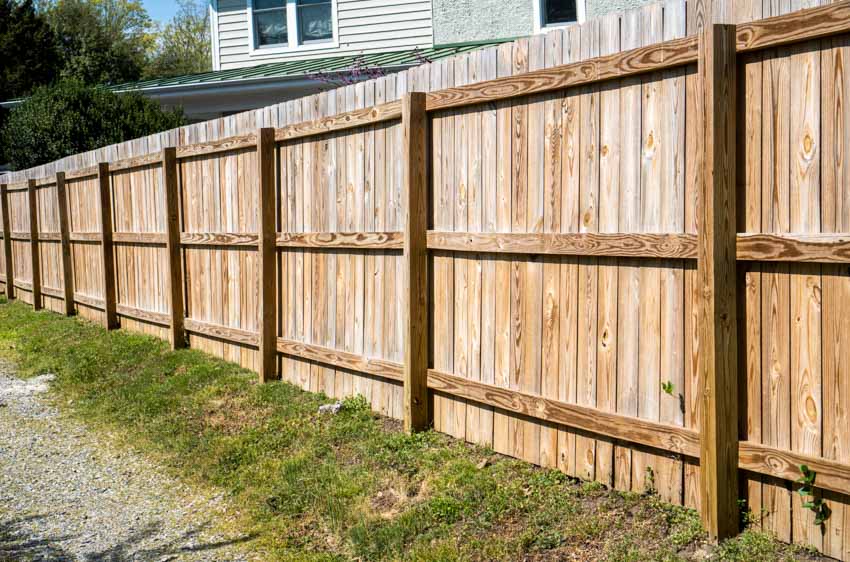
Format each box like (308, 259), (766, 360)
(1, 80), (186, 170)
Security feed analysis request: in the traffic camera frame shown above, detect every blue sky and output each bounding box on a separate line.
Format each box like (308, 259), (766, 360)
(142, 0), (184, 24)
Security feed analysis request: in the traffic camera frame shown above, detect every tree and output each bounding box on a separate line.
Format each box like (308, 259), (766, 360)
(42, 0), (156, 85)
(145, 0), (211, 79)
(0, 0), (60, 101)
(1, 80), (186, 169)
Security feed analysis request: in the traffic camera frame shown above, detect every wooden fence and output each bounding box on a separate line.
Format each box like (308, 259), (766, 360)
(4, 0), (850, 554)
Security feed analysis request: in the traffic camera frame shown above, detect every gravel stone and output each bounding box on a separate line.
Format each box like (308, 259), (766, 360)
(0, 364), (258, 561)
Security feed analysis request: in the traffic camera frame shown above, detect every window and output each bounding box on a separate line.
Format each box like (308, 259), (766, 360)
(542, 0), (578, 26)
(297, 0), (332, 43)
(253, 0), (288, 47)
(250, 0), (334, 50)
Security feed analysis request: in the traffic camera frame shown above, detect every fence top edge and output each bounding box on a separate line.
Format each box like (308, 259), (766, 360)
(10, 0), (850, 186)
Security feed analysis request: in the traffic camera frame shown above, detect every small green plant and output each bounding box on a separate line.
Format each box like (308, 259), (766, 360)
(644, 466), (656, 495)
(796, 465), (830, 526)
(661, 381), (674, 395)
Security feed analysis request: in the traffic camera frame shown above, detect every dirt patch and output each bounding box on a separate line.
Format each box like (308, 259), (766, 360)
(202, 395), (270, 435)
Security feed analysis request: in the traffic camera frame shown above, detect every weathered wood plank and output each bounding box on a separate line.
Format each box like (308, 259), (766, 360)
(112, 232), (168, 245)
(97, 163), (118, 328)
(275, 101), (402, 142)
(55, 173), (75, 315)
(276, 231), (404, 249)
(27, 180), (42, 310)
(402, 92), (430, 432)
(697, 23), (739, 541)
(116, 303), (171, 326)
(427, 232), (698, 258)
(736, 233), (850, 262)
(184, 318), (259, 347)
(175, 133), (256, 160)
(257, 128), (277, 383)
(162, 147), (185, 349)
(735, 1), (850, 54)
(0, 184), (14, 300)
(179, 232), (260, 246)
(427, 369), (701, 458)
(423, 35), (699, 113)
(277, 338), (404, 382)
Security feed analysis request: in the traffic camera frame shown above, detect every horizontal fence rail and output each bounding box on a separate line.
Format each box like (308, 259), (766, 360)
(3, 0), (850, 551)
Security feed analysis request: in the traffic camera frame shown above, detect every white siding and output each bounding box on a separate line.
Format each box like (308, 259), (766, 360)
(215, 0), (433, 70)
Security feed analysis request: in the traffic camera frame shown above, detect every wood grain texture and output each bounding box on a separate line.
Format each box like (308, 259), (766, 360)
(112, 232), (168, 245)
(27, 180), (42, 310)
(55, 173), (75, 315)
(275, 101), (402, 142)
(736, 233), (850, 262)
(276, 231), (404, 249)
(277, 338), (404, 382)
(427, 232), (698, 258)
(428, 369), (701, 457)
(402, 92), (430, 432)
(175, 133), (256, 159)
(697, 23), (739, 541)
(184, 318), (259, 347)
(116, 303), (170, 326)
(97, 163), (118, 328)
(162, 147), (185, 349)
(424, 35), (699, 113)
(735, 1), (850, 54)
(257, 128), (277, 383)
(0, 185), (14, 299)
(179, 232), (260, 246)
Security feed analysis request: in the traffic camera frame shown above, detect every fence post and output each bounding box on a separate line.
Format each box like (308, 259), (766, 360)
(257, 128), (277, 383)
(697, 23), (739, 541)
(162, 148), (186, 349)
(0, 185), (12, 300)
(97, 162), (118, 329)
(28, 180), (42, 311)
(56, 172), (75, 316)
(402, 92), (430, 432)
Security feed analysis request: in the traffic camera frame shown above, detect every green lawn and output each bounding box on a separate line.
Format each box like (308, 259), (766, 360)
(0, 299), (822, 561)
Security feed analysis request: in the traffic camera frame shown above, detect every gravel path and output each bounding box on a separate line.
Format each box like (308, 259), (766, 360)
(0, 366), (257, 561)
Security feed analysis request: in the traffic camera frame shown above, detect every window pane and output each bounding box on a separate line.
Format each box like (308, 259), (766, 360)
(297, 0), (332, 42)
(255, 0), (284, 11)
(255, 10), (287, 45)
(544, 0), (576, 24)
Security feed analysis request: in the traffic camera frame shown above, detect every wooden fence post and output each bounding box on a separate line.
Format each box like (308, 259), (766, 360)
(162, 148), (185, 349)
(697, 23), (739, 541)
(97, 162), (118, 329)
(257, 128), (277, 383)
(56, 172), (75, 316)
(28, 180), (42, 310)
(402, 92), (430, 432)
(0, 184), (12, 300)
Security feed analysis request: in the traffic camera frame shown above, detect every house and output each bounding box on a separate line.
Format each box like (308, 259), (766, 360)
(1, 0), (653, 121)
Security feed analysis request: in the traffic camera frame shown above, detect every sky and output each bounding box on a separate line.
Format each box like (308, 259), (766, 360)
(141, 0), (184, 24)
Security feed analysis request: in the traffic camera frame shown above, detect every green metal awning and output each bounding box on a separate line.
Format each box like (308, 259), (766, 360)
(107, 42), (509, 93)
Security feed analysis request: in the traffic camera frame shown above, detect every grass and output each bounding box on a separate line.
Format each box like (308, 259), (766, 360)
(0, 299), (824, 561)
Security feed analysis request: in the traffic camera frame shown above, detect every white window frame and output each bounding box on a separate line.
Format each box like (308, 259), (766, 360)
(247, 0), (339, 56)
(533, 0), (585, 33)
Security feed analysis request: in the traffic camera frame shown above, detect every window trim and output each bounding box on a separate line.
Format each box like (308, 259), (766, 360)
(246, 0), (339, 56)
(532, 0), (585, 32)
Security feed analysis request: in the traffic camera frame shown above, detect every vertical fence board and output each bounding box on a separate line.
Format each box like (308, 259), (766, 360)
(698, 23), (739, 541)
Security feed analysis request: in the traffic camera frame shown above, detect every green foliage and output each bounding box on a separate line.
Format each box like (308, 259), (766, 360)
(0, 0), (60, 100)
(41, 0), (155, 85)
(144, 0), (211, 79)
(1, 79), (185, 169)
(796, 465), (830, 526)
(661, 380), (675, 396)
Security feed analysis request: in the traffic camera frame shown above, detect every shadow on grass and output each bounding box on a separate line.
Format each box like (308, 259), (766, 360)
(1, 514), (257, 561)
